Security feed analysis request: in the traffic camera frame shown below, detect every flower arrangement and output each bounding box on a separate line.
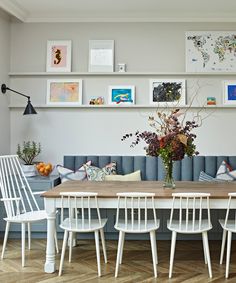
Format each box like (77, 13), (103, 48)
(122, 109), (199, 188)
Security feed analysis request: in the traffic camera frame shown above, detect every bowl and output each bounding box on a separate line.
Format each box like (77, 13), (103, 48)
(36, 162), (53, 177)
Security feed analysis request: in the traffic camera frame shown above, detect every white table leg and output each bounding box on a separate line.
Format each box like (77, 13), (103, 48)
(44, 198), (56, 273)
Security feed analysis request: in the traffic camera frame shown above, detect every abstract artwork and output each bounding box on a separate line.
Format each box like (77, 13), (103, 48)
(223, 81), (236, 105)
(108, 86), (135, 105)
(186, 31), (236, 72)
(46, 79), (82, 106)
(149, 79), (186, 106)
(46, 40), (72, 72)
(89, 40), (114, 72)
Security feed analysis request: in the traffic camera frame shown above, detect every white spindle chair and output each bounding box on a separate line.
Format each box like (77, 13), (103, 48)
(219, 192), (236, 278)
(58, 192), (107, 277)
(114, 192), (160, 278)
(168, 192), (212, 279)
(0, 155), (58, 267)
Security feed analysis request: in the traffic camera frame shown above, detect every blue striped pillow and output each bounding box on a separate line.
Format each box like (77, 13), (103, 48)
(199, 171), (217, 182)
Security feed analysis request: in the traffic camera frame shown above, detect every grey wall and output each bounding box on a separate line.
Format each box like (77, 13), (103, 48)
(8, 22), (236, 164)
(0, 10), (10, 155)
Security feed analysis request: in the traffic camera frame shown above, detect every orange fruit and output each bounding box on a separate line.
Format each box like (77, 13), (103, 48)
(45, 165), (51, 171)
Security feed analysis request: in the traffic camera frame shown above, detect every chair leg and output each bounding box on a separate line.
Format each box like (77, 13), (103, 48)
(220, 229), (227, 264)
(1, 222), (10, 259)
(202, 231), (212, 278)
(150, 230), (158, 278)
(115, 231), (125, 278)
(69, 232), (73, 263)
(119, 231), (125, 265)
(169, 231), (177, 279)
(100, 228), (107, 263)
(22, 223), (26, 267)
(226, 230), (232, 279)
(54, 231), (59, 254)
(202, 232), (207, 264)
(95, 230), (101, 277)
(59, 230), (68, 276)
(28, 223), (31, 250)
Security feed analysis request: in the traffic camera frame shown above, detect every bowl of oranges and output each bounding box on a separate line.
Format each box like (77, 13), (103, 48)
(36, 162), (53, 177)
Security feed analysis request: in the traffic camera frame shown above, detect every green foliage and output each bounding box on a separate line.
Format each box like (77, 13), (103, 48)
(17, 141), (41, 165)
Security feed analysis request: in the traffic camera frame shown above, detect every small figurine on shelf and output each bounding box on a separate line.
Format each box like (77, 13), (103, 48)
(89, 96), (105, 105)
(207, 97), (216, 105)
(118, 63), (126, 72)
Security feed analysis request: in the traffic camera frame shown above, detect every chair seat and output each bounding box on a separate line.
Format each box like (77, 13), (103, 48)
(219, 219), (236, 232)
(60, 218), (107, 232)
(4, 210), (47, 223)
(115, 219), (160, 233)
(167, 219), (212, 234)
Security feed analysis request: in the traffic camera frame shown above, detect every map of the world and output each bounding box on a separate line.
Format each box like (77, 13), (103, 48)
(186, 31), (236, 72)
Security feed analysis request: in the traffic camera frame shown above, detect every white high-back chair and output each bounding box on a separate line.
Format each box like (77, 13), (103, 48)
(114, 192), (160, 278)
(58, 192), (107, 277)
(0, 155), (58, 267)
(168, 192), (212, 279)
(219, 192), (236, 278)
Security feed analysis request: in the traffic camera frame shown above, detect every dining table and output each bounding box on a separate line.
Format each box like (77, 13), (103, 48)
(42, 180), (236, 273)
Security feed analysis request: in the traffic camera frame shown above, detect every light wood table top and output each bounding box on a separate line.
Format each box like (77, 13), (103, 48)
(42, 181), (236, 199)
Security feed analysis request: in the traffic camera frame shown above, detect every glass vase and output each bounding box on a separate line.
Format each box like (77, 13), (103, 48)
(163, 159), (175, 189)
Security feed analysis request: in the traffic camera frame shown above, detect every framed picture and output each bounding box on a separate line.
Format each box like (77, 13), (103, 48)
(149, 79), (186, 106)
(46, 79), (82, 106)
(186, 31), (236, 72)
(223, 81), (236, 105)
(89, 40), (114, 72)
(46, 40), (72, 72)
(108, 85), (135, 105)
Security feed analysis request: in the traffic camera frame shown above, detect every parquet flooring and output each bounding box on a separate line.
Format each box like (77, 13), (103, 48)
(0, 239), (235, 283)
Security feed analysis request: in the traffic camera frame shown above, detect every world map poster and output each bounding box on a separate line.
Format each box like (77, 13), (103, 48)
(186, 31), (236, 72)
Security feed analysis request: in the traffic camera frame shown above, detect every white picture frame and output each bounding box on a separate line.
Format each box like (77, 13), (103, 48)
(46, 40), (72, 72)
(46, 79), (82, 106)
(223, 80), (236, 105)
(149, 79), (186, 106)
(186, 31), (236, 72)
(108, 85), (135, 105)
(89, 40), (114, 72)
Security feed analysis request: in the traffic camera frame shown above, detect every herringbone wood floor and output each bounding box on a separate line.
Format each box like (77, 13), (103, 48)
(0, 239), (235, 283)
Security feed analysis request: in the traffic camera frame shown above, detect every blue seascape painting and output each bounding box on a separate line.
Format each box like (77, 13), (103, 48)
(111, 89), (133, 104)
(228, 85), (236, 100)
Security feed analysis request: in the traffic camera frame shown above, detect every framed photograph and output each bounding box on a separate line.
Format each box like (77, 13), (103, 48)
(223, 81), (236, 105)
(149, 79), (186, 106)
(46, 40), (72, 72)
(46, 79), (82, 106)
(108, 85), (135, 105)
(89, 40), (114, 72)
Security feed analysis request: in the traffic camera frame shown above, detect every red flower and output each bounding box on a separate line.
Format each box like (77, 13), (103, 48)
(159, 137), (165, 148)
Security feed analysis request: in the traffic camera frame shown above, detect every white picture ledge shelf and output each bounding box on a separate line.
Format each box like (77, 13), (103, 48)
(8, 72), (236, 77)
(8, 104), (236, 109)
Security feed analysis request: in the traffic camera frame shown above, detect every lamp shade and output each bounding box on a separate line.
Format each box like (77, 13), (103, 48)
(1, 83), (37, 115)
(23, 99), (37, 115)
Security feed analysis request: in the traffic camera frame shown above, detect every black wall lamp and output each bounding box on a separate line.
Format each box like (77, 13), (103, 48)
(1, 84), (37, 115)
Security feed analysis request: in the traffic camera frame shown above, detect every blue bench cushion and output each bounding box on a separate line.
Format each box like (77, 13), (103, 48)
(63, 156), (236, 181)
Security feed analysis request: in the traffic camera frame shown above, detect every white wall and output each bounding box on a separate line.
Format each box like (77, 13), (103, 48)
(0, 10), (10, 155)
(9, 22), (236, 164)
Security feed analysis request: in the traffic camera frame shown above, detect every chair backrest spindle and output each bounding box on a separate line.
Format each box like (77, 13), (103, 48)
(169, 192), (211, 233)
(115, 192), (157, 233)
(60, 192), (101, 231)
(0, 155), (40, 219)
